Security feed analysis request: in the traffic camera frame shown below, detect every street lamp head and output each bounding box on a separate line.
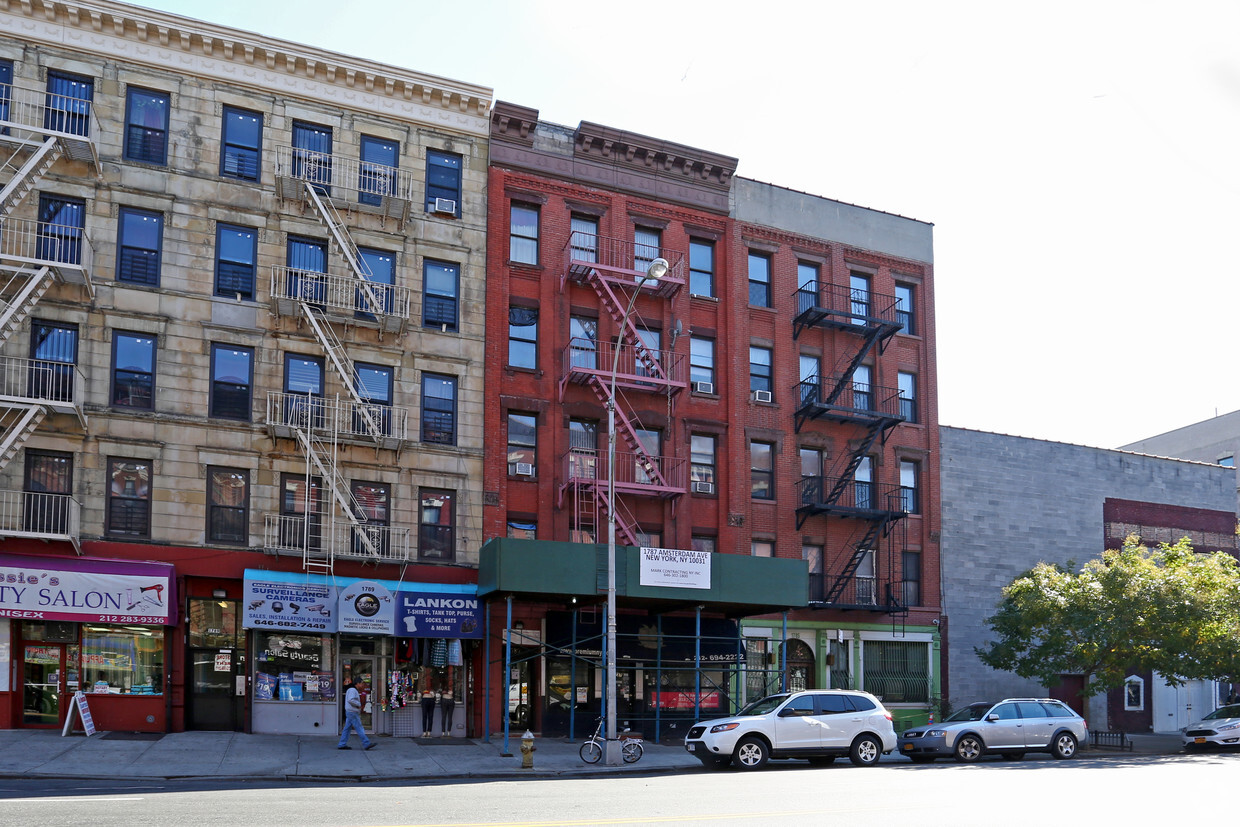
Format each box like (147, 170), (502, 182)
(644, 257), (669, 282)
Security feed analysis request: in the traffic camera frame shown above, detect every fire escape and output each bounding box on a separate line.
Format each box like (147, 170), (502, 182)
(556, 232), (688, 545)
(265, 146), (415, 573)
(792, 280), (906, 613)
(0, 80), (98, 553)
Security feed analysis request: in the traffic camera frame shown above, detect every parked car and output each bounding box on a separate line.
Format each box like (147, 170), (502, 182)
(1183, 703), (1240, 751)
(684, 689), (897, 770)
(899, 698), (1087, 763)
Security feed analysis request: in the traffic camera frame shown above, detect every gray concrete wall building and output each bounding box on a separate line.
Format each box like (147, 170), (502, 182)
(940, 426), (1236, 725)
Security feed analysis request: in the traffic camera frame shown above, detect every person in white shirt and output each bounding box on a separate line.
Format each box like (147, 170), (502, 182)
(337, 676), (375, 750)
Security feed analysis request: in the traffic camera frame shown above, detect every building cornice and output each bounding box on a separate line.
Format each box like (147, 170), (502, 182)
(0, 0), (493, 134)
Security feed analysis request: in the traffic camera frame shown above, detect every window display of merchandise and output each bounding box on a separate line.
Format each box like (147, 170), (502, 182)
(81, 625), (164, 695)
(388, 637), (466, 737)
(253, 633), (335, 702)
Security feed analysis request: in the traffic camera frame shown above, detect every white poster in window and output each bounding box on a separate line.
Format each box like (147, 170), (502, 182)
(639, 547), (711, 589)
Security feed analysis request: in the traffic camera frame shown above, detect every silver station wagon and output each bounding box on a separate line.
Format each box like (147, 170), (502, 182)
(899, 698), (1087, 763)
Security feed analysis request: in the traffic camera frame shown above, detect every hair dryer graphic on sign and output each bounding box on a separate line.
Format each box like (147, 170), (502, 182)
(126, 583), (165, 611)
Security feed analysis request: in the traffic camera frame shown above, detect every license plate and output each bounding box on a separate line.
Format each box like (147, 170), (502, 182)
(686, 743), (696, 752)
(1196, 737), (1207, 744)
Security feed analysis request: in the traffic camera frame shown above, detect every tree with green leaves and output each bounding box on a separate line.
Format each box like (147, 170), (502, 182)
(976, 536), (1240, 716)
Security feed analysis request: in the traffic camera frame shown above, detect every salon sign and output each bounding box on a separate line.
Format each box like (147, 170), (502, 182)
(0, 556), (175, 624)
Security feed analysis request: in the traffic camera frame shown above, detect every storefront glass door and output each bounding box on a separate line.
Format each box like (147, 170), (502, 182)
(187, 597), (244, 730)
(23, 643), (65, 726)
(342, 656), (376, 730)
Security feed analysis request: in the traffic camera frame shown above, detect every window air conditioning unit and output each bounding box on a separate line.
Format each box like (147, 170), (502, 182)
(692, 481), (715, 494)
(753, 389), (773, 403)
(432, 197), (457, 215)
(691, 381), (714, 394)
(514, 462), (535, 476)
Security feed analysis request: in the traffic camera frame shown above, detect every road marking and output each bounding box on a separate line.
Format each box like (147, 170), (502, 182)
(7, 797), (145, 803)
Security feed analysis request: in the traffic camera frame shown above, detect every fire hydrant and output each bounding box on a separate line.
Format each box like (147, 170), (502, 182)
(520, 730), (535, 769)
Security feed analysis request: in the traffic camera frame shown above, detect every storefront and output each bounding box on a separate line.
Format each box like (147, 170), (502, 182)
(242, 569), (481, 737)
(0, 553), (176, 732)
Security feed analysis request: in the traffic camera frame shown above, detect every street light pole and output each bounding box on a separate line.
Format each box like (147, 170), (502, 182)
(604, 256), (668, 766)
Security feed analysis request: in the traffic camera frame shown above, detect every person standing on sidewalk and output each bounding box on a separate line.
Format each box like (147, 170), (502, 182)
(338, 676), (376, 750)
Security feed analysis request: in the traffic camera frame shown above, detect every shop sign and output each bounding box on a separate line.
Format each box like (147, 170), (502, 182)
(397, 590), (483, 639)
(337, 580), (395, 635)
(243, 578), (336, 632)
(0, 556), (174, 624)
(639, 546), (711, 589)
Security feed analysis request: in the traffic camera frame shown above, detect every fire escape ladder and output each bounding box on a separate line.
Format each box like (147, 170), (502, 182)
(823, 517), (891, 604)
(299, 303), (383, 444)
(0, 136), (62, 219)
(0, 403), (46, 475)
(291, 419), (380, 562)
(596, 484), (641, 547)
(0, 266), (53, 349)
(585, 272), (669, 383)
(821, 419), (887, 508)
(302, 183), (384, 318)
(584, 374), (670, 489)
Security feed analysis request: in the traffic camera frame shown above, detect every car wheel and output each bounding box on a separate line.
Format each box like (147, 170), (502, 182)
(808, 756), (836, 766)
(953, 733), (984, 763)
(908, 755), (935, 764)
(1051, 732), (1078, 759)
(849, 735), (882, 766)
(1000, 751), (1025, 761)
(733, 736), (769, 770)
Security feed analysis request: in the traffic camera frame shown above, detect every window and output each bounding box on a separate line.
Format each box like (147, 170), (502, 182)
(351, 481), (390, 556)
(692, 535), (716, 554)
(253, 633), (332, 702)
(902, 550), (922, 606)
(419, 488), (455, 559)
(797, 261), (819, 293)
(748, 252), (771, 307)
(29, 320), (77, 403)
(426, 149), (462, 215)
(800, 447), (824, 506)
(900, 460), (920, 514)
(284, 353), (326, 430)
(510, 203), (539, 265)
(106, 458), (151, 538)
(691, 434), (716, 486)
(850, 272), (871, 322)
(207, 466), (249, 545)
(286, 236), (328, 306)
(1124, 676), (1145, 711)
(855, 456), (873, 510)
(507, 519), (536, 539)
(634, 226), (661, 273)
(799, 354), (820, 405)
(751, 441), (774, 499)
(81, 624), (163, 695)
(292, 120), (332, 195)
(1219, 456), (1234, 467)
(853, 365), (873, 411)
(690, 336), (714, 387)
(23, 450), (72, 534)
(215, 224), (257, 300)
(895, 283), (915, 334)
(636, 528), (662, 548)
(568, 419), (598, 480)
(111, 331), (155, 410)
(353, 362), (393, 437)
(221, 106), (262, 181)
(423, 259), (459, 331)
(210, 344), (253, 420)
(356, 247), (394, 318)
(569, 316), (597, 369)
(570, 214), (598, 263)
(422, 373), (457, 445)
(634, 428), (662, 485)
(861, 640), (930, 703)
(508, 413), (536, 476)
(37, 194), (85, 265)
(689, 239), (714, 297)
(359, 135), (398, 207)
(634, 328), (661, 384)
(855, 549), (876, 604)
(0, 60), (11, 124)
(803, 544), (823, 601)
(749, 346), (772, 394)
(45, 71), (93, 136)
(116, 208), (162, 285)
(508, 306), (538, 369)
(123, 88), (169, 165)
(898, 372), (917, 423)
(280, 473), (323, 552)
(751, 540), (773, 557)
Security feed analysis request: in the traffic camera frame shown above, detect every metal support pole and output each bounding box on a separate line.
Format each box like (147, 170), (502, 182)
(501, 595), (514, 757)
(483, 600), (492, 742)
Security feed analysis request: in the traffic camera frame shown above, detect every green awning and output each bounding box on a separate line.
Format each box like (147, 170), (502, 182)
(478, 538), (807, 617)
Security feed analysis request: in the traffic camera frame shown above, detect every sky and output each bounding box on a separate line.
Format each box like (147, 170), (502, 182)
(133, 0), (1240, 449)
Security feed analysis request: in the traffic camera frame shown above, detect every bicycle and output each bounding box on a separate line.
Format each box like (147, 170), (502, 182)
(579, 717), (643, 764)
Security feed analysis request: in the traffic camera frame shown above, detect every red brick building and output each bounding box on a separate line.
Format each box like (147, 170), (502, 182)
(481, 102), (940, 739)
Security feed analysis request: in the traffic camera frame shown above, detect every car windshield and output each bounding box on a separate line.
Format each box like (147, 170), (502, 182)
(739, 694), (789, 716)
(944, 704), (992, 722)
(1204, 704), (1240, 720)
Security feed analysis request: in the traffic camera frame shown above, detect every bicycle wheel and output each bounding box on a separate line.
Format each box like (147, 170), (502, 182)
(579, 740), (603, 764)
(622, 740), (643, 764)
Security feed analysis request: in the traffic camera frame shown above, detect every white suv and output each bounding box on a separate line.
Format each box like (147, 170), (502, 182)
(684, 689), (897, 770)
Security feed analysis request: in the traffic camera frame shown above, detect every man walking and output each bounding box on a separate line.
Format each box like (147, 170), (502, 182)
(338, 676), (376, 750)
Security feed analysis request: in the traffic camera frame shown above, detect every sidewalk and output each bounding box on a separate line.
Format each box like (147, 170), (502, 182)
(0, 728), (1186, 783)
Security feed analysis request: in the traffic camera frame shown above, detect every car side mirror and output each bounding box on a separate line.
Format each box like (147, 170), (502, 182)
(986, 713), (1000, 723)
(777, 708), (796, 718)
